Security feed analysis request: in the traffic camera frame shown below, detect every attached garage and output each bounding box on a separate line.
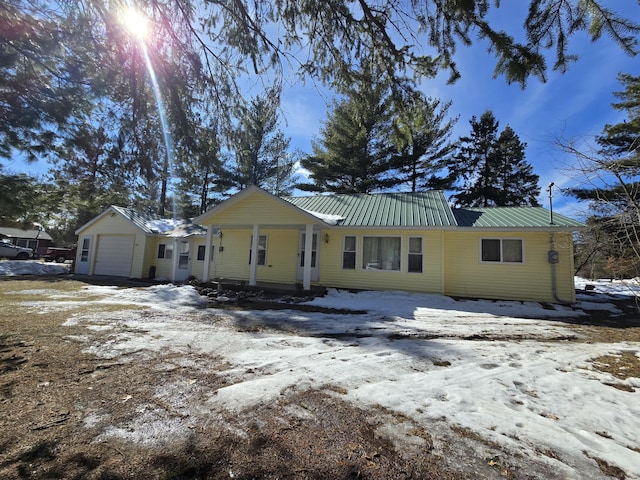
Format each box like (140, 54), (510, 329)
(94, 235), (135, 277)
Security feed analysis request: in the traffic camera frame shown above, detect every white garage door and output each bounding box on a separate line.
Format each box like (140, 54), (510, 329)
(94, 235), (135, 277)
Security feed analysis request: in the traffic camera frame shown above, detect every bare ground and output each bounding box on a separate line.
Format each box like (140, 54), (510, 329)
(0, 277), (638, 480)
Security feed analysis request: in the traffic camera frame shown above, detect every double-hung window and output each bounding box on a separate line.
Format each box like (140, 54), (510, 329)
(197, 245), (210, 261)
(249, 235), (267, 266)
(408, 237), (423, 273)
(481, 239), (523, 263)
(342, 236), (356, 269)
(362, 236), (401, 271)
(157, 243), (172, 259)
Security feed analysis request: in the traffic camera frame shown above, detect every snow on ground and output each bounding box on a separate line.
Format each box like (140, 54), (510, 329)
(0, 259), (70, 276)
(4, 261), (639, 478)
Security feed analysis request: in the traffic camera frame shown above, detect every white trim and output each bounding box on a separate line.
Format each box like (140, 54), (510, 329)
(341, 235), (357, 270)
(407, 236), (424, 273)
(303, 224), (313, 290)
(203, 225), (214, 281)
(249, 225), (259, 285)
(361, 235), (402, 272)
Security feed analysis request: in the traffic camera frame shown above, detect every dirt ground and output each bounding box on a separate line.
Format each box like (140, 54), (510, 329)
(0, 277), (638, 480)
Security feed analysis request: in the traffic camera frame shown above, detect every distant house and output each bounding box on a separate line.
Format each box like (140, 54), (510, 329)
(74, 206), (209, 281)
(0, 225), (54, 254)
(77, 187), (584, 303)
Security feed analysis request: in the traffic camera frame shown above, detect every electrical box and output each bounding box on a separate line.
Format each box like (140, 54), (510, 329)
(548, 250), (559, 264)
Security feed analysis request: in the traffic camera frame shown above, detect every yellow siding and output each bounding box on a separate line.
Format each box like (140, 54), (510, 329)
(78, 213), (148, 278)
(140, 236), (156, 279)
(207, 228), (300, 283)
(210, 229), (251, 280)
(443, 231), (576, 302)
(207, 191), (314, 226)
(319, 229), (444, 294)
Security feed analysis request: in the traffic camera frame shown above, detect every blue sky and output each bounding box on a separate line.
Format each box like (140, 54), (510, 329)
(6, 2), (639, 218)
(278, 3), (640, 217)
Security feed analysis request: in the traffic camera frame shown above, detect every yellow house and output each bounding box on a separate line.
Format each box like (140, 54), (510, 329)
(193, 186), (585, 303)
(74, 206), (212, 282)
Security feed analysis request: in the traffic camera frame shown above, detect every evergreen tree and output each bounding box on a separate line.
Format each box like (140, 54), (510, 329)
(569, 73), (640, 209)
(392, 94), (458, 192)
(174, 119), (232, 216)
(450, 110), (540, 207)
(563, 73), (640, 279)
(231, 92), (297, 194)
(299, 63), (396, 193)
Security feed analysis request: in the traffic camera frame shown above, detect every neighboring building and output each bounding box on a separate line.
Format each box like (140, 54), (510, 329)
(77, 187), (584, 303)
(0, 225), (54, 254)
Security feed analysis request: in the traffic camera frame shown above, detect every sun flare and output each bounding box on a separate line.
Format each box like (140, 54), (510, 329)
(122, 7), (150, 39)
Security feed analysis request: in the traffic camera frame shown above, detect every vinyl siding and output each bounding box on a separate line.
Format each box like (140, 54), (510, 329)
(209, 192), (315, 226)
(443, 230), (576, 302)
(318, 229), (444, 294)
(77, 213), (148, 278)
(207, 228), (300, 283)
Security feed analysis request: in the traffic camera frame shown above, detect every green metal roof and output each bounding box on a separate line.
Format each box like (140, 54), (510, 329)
(284, 191), (457, 227)
(284, 192), (584, 229)
(453, 207), (585, 228)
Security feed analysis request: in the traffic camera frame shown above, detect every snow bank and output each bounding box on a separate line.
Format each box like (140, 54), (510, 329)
(0, 260), (69, 276)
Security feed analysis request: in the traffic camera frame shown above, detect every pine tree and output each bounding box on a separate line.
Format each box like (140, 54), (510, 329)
(232, 92), (297, 194)
(563, 73), (640, 279)
(299, 63), (396, 193)
(450, 111), (540, 207)
(392, 94), (458, 192)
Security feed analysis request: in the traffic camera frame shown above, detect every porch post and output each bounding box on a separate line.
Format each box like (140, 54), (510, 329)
(303, 223), (313, 291)
(249, 224), (259, 286)
(203, 225), (214, 282)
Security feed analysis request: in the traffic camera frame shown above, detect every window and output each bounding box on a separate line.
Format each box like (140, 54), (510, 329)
(342, 236), (356, 269)
(362, 237), (401, 271)
(408, 237), (423, 273)
(481, 239), (523, 263)
(158, 243), (173, 259)
(196, 245), (214, 261)
(249, 235), (267, 266)
(80, 238), (90, 262)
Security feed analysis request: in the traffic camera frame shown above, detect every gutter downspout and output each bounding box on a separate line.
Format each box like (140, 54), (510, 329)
(549, 232), (572, 304)
(547, 182), (572, 305)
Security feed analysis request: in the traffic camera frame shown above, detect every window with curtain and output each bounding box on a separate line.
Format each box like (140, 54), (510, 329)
(362, 237), (401, 271)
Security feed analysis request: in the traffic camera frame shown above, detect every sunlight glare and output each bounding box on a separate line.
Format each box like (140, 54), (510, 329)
(122, 7), (149, 39)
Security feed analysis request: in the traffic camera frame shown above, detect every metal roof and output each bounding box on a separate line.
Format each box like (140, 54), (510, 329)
(0, 226), (54, 241)
(111, 206), (207, 236)
(453, 207), (585, 228)
(111, 206), (161, 234)
(284, 191), (458, 227)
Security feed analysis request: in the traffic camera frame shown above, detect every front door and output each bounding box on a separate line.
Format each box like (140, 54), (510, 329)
(174, 240), (191, 282)
(76, 236), (91, 274)
(296, 232), (319, 282)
